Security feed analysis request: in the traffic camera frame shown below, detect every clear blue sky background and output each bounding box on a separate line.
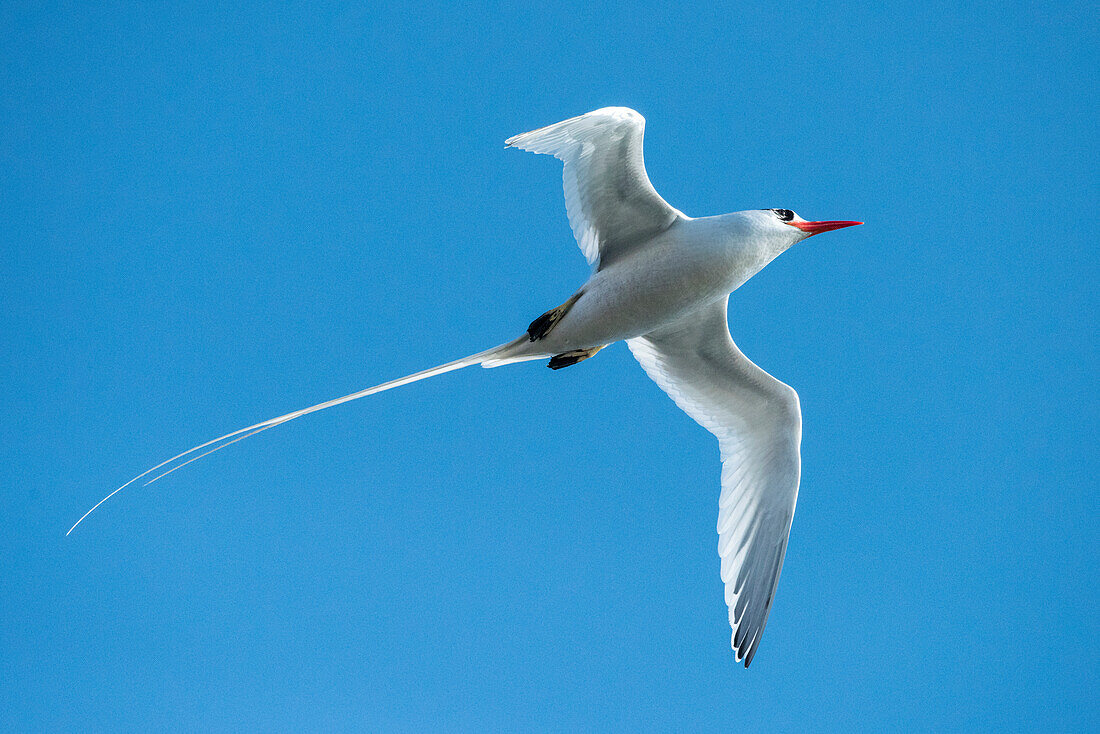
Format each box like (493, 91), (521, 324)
(3, 2), (1096, 731)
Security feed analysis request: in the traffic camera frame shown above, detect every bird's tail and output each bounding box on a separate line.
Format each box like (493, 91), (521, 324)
(67, 335), (542, 536)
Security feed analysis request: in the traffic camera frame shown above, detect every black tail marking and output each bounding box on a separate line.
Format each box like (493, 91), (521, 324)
(548, 345), (605, 370)
(527, 291), (583, 342)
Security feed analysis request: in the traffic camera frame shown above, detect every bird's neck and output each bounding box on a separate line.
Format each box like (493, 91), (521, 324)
(697, 213), (793, 292)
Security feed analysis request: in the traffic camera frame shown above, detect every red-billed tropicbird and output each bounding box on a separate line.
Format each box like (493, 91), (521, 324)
(70, 107), (861, 667)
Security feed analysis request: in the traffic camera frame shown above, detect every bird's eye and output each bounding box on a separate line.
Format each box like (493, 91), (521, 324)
(772, 209), (794, 222)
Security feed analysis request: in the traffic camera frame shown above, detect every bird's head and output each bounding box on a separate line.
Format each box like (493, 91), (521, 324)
(757, 208), (862, 249)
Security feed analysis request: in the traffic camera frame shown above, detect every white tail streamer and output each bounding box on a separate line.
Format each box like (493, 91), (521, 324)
(67, 337), (535, 536)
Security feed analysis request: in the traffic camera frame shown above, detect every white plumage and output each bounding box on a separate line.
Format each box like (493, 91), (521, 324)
(71, 107), (860, 667)
(505, 107), (683, 269)
(628, 296), (800, 665)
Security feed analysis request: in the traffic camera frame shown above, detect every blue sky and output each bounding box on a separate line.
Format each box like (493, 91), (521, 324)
(3, 1), (1096, 730)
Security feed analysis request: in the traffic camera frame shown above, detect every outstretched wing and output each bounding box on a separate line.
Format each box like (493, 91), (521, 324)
(506, 106), (684, 269)
(627, 297), (802, 667)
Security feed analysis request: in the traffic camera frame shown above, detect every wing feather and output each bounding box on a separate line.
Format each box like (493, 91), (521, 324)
(506, 106), (684, 268)
(627, 297), (802, 667)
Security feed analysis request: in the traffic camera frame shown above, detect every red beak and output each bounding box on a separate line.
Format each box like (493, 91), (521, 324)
(788, 220), (863, 236)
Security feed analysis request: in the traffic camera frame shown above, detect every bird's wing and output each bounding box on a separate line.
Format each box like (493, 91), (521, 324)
(506, 106), (684, 268)
(627, 297), (802, 667)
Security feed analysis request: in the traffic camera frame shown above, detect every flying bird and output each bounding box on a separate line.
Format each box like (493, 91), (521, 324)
(70, 107), (861, 667)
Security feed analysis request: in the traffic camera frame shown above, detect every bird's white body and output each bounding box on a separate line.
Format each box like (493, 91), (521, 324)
(71, 106), (860, 668)
(513, 211), (794, 356)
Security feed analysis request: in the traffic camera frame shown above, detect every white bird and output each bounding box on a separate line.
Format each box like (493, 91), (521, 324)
(70, 107), (860, 667)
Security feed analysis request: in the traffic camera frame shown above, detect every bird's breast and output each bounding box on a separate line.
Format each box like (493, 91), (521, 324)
(542, 233), (753, 350)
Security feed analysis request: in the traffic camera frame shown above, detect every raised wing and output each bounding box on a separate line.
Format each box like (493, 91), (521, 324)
(627, 297), (802, 667)
(506, 106), (684, 269)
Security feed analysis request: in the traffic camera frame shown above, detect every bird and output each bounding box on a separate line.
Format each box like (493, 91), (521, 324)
(69, 106), (860, 667)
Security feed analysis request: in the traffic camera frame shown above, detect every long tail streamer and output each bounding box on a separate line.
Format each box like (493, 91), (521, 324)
(67, 339), (533, 536)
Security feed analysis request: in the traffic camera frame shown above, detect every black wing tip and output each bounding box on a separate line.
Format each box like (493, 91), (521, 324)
(733, 624), (763, 668)
(734, 644), (754, 669)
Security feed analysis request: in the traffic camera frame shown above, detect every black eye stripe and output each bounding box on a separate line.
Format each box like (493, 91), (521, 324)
(771, 209), (794, 221)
